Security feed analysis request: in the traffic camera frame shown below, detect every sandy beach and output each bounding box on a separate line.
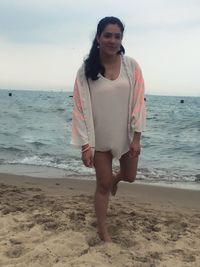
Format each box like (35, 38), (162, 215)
(0, 173), (200, 267)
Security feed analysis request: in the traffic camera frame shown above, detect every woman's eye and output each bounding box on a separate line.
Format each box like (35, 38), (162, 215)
(104, 34), (111, 38)
(103, 33), (121, 39)
(115, 35), (121, 39)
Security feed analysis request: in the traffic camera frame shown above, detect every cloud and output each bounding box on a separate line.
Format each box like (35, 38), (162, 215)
(128, 25), (200, 95)
(0, 41), (89, 90)
(0, 0), (200, 95)
(1, 0), (199, 43)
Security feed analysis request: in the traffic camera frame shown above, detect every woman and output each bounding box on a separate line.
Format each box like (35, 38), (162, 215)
(71, 16), (146, 242)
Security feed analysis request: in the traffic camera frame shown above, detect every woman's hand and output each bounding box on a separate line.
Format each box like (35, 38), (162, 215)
(129, 132), (141, 158)
(129, 141), (141, 158)
(81, 146), (94, 168)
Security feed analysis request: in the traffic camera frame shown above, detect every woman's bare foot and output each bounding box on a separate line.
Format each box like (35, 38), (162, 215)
(98, 231), (112, 242)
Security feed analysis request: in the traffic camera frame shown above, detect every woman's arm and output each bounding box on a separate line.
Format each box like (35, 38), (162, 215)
(131, 63), (146, 133)
(129, 63), (146, 157)
(129, 131), (141, 157)
(71, 77), (89, 147)
(71, 75), (94, 168)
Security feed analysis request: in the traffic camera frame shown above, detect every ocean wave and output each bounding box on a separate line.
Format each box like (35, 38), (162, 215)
(1, 155), (198, 185)
(56, 108), (66, 112)
(0, 146), (24, 152)
(1, 92), (199, 187)
(195, 174), (200, 182)
(5, 155), (58, 168)
(30, 141), (47, 147)
(137, 168), (197, 183)
(1, 154), (95, 175)
(31, 107), (67, 113)
(21, 135), (48, 146)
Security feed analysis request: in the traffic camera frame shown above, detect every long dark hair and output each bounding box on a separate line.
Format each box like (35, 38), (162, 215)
(84, 16), (125, 80)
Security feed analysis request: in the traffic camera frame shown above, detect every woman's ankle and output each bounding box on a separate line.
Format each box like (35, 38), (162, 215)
(98, 230), (112, 242)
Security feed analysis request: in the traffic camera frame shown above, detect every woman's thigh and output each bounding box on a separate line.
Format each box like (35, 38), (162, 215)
(94, 151), (113, 189)
(119, 151), (139, 182)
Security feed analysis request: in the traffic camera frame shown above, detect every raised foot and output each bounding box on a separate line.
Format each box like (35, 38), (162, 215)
(111, 172), (119, 196)
(111, 183), (118, 196)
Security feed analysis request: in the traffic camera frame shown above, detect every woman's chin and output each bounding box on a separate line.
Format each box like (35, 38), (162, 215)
(104, 50), (119, 57)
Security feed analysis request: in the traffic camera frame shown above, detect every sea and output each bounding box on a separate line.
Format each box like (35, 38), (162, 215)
(0, 89), (200, 190)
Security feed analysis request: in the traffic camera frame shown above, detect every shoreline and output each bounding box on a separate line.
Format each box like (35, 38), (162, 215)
(0, 163), (200, 191)
(1, 172), (200, 266)
(1, 172), (200, 210)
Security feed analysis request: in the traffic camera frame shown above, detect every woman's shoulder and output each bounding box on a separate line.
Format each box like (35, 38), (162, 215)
(77, 63), (85, 75)
(75, 63), (86, 83)
(123, 55), (140, 69)
(122, 55), (144, 80)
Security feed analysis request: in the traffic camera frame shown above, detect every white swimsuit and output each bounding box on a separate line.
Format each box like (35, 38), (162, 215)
(89, 60), (130, 159)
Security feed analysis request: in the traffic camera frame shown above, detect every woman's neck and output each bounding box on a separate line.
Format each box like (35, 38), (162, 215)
(100, 52), (120, 65)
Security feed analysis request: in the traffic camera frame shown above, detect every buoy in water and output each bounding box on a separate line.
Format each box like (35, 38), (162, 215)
(180, 99), (184, 103)
(9, 92), (12, 97)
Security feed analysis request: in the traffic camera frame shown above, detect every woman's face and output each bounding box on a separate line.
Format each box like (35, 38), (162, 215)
(97, 24), (123, 57)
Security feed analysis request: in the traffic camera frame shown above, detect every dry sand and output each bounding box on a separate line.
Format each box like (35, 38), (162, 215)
(0, 173), (200, 267)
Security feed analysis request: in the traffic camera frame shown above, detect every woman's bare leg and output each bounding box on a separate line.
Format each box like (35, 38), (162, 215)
(111, 151), (139, 196)
(94, 151), (113, 242)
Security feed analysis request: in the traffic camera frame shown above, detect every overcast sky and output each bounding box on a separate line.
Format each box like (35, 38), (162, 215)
(0, 0), (200, 96)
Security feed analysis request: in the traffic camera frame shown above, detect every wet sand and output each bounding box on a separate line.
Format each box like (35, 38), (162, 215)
(0, 173), (200, 267)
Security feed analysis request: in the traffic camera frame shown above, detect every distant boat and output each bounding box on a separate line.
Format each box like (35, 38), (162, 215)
(180, 99), (184, 103)
(69, 95), (73, 98)
(9, 92), (12, 97)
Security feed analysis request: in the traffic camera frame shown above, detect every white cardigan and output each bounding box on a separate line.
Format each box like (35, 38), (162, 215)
(71, 55), (146, 156)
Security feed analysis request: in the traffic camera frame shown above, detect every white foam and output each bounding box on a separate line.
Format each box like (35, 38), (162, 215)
(6, 155), (95, 176)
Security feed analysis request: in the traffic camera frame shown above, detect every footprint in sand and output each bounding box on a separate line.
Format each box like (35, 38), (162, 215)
(6, 245), (25, 258)
(9, 238), (22, 245)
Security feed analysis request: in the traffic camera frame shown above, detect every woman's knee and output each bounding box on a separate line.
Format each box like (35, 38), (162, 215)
(123, 174), (136, 183)
(97, 180), (112, 195)
(120, 153), (138, 183)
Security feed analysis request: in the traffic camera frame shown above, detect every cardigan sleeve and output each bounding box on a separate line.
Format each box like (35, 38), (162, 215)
(70, 76), (89, 147)
(131, 63), (146, 132)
